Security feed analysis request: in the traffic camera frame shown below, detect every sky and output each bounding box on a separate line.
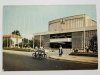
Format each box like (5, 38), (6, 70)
(3, 5), (96, 38)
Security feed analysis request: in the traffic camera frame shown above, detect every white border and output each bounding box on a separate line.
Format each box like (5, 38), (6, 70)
(0, 0), (100, 75)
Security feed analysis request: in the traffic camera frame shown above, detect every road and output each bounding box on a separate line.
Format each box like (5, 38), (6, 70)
(3, 50), (98, 71)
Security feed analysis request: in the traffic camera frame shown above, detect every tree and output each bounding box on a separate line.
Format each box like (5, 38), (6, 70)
(89, 34), (98, 52)
(34, 39), (40, 48)
(12, 30), (21, 36)
(29, 40), (33, 48)
(22, 38), (28, 48)
(19, 38), (32, 48)
(34, 39), (43, 48)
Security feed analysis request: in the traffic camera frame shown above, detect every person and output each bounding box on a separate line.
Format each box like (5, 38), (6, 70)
(34, 46), (39, 58)
(35, 46), (38, 51)
(85, 46), (89, 53)
(40, 46), (44, 50)
(59, 45), (63, 56)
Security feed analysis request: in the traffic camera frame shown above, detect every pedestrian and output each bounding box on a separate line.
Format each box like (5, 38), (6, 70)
(35, 46), (38, 51)
(59, 45), (63, 56)
(85, 46), (89, 53)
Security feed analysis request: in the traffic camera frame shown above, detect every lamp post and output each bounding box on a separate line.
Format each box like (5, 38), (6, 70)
(83, 14), (86, 52)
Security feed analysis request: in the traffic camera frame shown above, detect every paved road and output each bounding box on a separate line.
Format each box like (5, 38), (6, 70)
(3, 50), (98, 71)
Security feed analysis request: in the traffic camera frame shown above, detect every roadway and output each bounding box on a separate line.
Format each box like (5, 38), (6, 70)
(3, 50), (98, 71)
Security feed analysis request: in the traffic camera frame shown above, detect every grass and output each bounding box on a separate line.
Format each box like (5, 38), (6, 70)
(3, 47), (34, 52)
(69, 52), (98, 57)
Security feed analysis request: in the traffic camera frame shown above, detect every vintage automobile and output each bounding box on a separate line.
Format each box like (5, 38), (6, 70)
(32, 50), (47, 59)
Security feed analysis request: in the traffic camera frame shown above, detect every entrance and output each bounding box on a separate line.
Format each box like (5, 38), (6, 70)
(50, 42), (72, 48)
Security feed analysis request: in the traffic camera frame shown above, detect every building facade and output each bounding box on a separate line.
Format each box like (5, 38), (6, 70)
(34, 14), (97, 50)
(3, 34), (22, 48)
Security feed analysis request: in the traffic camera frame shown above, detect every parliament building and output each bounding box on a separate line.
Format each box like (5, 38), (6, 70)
(34, 14), (97, 50)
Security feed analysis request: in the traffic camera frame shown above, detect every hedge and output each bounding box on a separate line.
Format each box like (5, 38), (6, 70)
(69, 52), (98, 57)
(3, 47), (34, 52)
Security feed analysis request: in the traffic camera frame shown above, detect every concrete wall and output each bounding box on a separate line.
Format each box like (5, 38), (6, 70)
(85, 30), (97, 47)
(48, 14), (96, 32)
(72, 30), (97, 49)
(72, 31), (83, 49)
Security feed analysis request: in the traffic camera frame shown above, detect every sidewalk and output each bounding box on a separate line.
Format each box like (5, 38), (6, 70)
(49, 55), (98, 64)
(47, 49), (98, 64)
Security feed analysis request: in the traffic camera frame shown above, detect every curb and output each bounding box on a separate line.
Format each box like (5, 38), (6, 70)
(48, 56), (98, 64)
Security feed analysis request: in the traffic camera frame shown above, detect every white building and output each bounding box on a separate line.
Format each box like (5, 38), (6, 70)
(3, 34), (22, 48)
(34, 14), (97, 50)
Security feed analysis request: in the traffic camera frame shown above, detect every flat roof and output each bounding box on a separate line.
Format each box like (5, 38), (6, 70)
(34, 26), (97, 36)
(49, 14), (96, 24)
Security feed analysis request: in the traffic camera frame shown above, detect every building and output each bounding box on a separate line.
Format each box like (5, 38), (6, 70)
(34, 14), (97, 50)
(3, 34), (22, 48)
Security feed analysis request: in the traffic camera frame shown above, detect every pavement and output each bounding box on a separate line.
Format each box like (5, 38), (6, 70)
(49, 55), (98, 64)
(3, 50), (98, 70)
(4, 49), (98, 64)
(47, 49), (98, 64)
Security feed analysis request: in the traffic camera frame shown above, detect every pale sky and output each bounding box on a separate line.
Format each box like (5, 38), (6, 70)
(3, 5), (96, 37)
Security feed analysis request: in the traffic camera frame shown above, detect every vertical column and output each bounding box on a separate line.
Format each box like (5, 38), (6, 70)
(14, 35), (15, 48)
(83, 14), (86, 52)
(17, 36), (19, 48)
(7, 38), (8, 48)
(10, 34), (12, 48)
(65, 20), (67, 29)
(22, 39), (23, 48)
(67, 20), (69, 29)
(18, 37), (19, 48)
(33, 37), (34, 49)
(70, 20), (71, 29)
(40, 35), (41, 48)
(56, 23), (58, 31)
(73, 19), (75, 28)
(67, 20), (70, 29)
(28, 38), (29, 48)
(77, 18), (79, 28)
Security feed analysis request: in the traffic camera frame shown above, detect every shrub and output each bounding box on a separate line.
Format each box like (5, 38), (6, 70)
(3, 47), (34, 52)
(69, 52), (98, 57)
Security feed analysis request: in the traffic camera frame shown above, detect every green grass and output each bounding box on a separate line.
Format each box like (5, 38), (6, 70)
(69, 52), (98, 57)
(3, 47), (34, 52)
